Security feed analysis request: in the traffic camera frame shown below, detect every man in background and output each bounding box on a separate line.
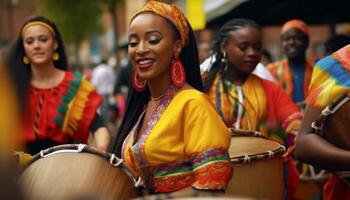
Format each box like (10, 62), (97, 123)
(267, 19), (315, 105)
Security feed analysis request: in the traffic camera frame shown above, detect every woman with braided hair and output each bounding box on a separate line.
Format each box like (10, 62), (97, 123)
(203, 18), (302, 199)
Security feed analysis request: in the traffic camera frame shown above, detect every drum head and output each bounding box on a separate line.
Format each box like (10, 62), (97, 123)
(229, 136), (284, 160)
(227, 136), (284, 200)
(19, 144), (140, 200)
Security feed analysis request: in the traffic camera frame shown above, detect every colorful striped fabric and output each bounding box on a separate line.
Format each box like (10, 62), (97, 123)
(22, 71), (102, 146)
(207, 73), (302, 199)
(267, 58), (315, 101)
(208, 74), (302, 145)
(121, 87), (232, 192)
(304, 45), (350, 200)
(305, 45), (350, 108)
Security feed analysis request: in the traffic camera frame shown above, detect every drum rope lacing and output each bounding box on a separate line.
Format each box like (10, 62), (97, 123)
(322, 95), (350, 116)
(109, 153), (144, 188)
(311, 95), (350, 136)
(231, 145), (286, 164)
(40, 144), (86, 158)
(242, 155), (251, 164)
(134, 177), (143, 188)
(109, 154), (123, 167)
(267, 150), (274, 159)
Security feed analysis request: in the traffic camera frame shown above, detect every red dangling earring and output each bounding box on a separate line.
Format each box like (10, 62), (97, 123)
(171, 58), (185, 88)
(131, 70), (146, 92)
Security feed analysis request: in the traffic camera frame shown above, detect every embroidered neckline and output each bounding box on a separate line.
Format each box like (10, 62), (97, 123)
(122, 84), (178, 189)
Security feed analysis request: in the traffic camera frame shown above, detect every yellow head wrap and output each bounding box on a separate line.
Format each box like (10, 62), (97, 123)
(21, 21), (55, 37)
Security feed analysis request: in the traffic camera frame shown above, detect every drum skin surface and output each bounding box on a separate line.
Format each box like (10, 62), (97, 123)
(226, 136), (284, 200)
(19, 147), (140, 200)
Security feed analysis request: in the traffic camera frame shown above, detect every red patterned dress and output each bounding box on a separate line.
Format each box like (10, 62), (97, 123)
(21, 71), (102, 155)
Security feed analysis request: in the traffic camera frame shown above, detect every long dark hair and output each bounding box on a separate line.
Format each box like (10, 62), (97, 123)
(113, 16), (202, 156)
(6, 16), (68, 110)
(203, 18), (260, 93)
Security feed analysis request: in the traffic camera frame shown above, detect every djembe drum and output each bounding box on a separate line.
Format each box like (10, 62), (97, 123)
(18, 144), (142, 200)
(311, 94), (350, 185)
(226, 129), (286, 200)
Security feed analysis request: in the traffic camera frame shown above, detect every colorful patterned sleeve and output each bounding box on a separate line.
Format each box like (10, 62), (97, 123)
(306, 52), (350, 109)
(183, 93), (233, 190)
(57, 72), (102, 142)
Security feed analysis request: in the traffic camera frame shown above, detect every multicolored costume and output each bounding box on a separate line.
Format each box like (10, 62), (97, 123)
(267, 19), (315, 103)
(121, 1), (232, 193)
(22, 71), (102, 154)
(122, 86), (232, 192)
(207, 74), (302, 199)
(267, 58), (314, 101)
(305, 45), (350, 199)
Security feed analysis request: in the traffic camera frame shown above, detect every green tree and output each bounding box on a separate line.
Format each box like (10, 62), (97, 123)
(36, 0), (103, 66)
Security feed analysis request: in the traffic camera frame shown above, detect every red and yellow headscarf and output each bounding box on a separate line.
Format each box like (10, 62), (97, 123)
(131, 0), (189, 47)
(281, 19), (309, 36)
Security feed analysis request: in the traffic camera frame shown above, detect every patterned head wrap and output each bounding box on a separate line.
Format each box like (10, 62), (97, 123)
(281, 19), (309, 36)
(131, 0), (189, 47)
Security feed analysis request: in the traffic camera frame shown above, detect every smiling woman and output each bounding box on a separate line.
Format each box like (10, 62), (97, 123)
(5, 16), (111, 155)
(113, 1), (233, 196)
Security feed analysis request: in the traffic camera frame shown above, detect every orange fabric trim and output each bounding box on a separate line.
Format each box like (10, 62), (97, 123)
(192, 161), (233, 190)
(155, 173), (195, 192)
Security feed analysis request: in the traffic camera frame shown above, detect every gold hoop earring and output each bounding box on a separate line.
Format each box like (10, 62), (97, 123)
(23, 56), (30, 64)
(52, 52), (59, 61)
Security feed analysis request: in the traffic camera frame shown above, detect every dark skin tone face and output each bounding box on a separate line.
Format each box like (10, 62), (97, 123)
(281, 28), (309, 63)
(221, 26), (262, 85)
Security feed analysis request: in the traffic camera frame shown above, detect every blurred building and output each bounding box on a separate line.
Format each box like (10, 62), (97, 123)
(203, 0), (350, 59)
(0, 0), (36, 49)
(1, 0), (349, 63)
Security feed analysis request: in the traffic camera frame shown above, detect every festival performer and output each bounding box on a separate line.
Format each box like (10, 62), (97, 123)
(267, 19), (315, 105)
(203, 18), (302, 199)
(296, 45), (350, 199)
(6, 16), (110, 155)
(113, 1), (232, 196)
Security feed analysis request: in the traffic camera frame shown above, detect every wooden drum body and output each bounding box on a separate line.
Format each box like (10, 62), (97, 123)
(226, 133), (285, 200)
(18, 144), (141, 200)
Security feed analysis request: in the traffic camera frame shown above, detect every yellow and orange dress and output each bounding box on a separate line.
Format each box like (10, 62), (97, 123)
(305, 45), (350, 200)
(122, 85), (233, 193)
(207, 74), (302, 199)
